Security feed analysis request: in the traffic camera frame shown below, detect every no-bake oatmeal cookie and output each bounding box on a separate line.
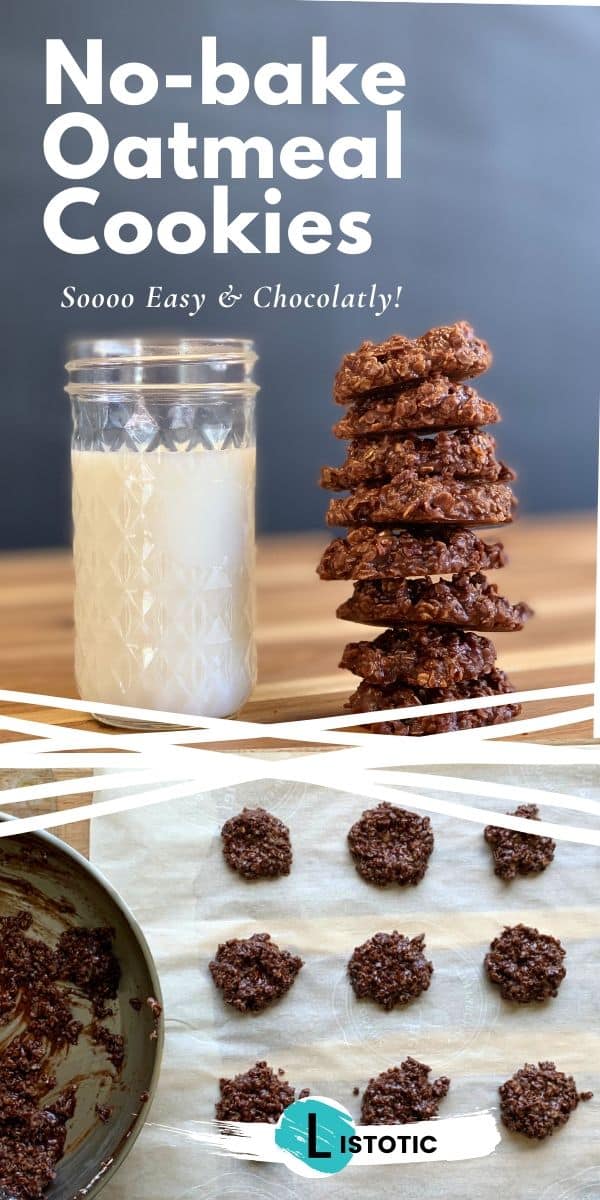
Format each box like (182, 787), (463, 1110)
(327, 476), (516, 527)
(317, 526), (507, 581)
(334, 321), (492, 403)
(337, 574), (532, 632)
(209, 933), (303, 1013)
(321, 429), (513, 491)
(220, 807), (292, 880)
(346, 668), (520, 736)
(215, 1061), (302, 1123)
(348, 931), (433, 1010)
(499, 1063), (592, 1140)
(485, 924), (566, 1003)
(341, 626), (497, 688)
(361, 1058), (450, 1125)
(347, 801), (434, 886)
(484, 804), (556, 880)
(333, 377), (500, 438)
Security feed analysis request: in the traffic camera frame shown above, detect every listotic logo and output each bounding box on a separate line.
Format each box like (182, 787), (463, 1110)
(274, 1095), (446, 1177)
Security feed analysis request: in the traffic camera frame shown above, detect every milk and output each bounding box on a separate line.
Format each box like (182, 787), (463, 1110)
(71, 446), (256, 719)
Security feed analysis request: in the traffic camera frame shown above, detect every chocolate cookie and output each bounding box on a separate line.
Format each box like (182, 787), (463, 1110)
(334, 322), (492, 403)
(347, 801), (434, 886)
(484, 804), (556, 880)
(499, 1062), (592, 1140)
(337, 574), (532, 632)
(361, 1057), (451, 1125)
(341, 627), (497, 688)
(327, 477), (516, 528)
(317, 526), (507, 581)
(485, 924), (566, 1003)
(220, 807), (292, 880)
(348, 931), (433, 1010)
(333, 377), (500, 439)
(321, 430), (514, 492)
(216, 1061), (297, 1123)
(346, 669), (520, 736)
(209, 933), (303, 1013)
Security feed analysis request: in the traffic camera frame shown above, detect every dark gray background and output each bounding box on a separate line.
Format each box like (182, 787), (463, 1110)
(2, 0), (599, 548)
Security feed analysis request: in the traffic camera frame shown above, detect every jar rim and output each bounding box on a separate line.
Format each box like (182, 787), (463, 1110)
(66, 335), (256, 370)
(65, 383), (259, 398)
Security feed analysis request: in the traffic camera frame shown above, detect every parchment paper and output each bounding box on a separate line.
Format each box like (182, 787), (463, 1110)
(90, 762), (600, 1200)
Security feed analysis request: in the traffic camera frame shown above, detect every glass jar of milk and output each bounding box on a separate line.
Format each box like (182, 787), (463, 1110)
(66, 337), (258, 727)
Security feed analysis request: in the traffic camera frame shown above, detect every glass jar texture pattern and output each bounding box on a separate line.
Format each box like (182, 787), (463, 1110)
(67, 338), (258, 726)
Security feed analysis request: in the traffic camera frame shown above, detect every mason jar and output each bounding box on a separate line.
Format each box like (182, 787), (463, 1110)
(66, 337), (258, 728)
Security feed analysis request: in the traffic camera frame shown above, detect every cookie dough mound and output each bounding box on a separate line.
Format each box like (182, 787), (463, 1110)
(347, 801), (434, 886)
(348, 931), (433, 1010)
(484, 803), (556, 880)
(341, 627), (497, 688)
(321, 430), (514, 491)
(337, 574), (532, 632)
(334, 378), (500, 438)
(361, 1057), (451, 1125)
(317, 526), (507, 581)
(346, 669), (520, 737)
(334, 322), (492, 403)
(485, 924), (566, 1002)
(209, 933), (303, 1013)
(216, 1061), (296, 1123)
(499, 1062), (592, 1139)
(220, 807), (292, 880)
(327, 477), (516, 528)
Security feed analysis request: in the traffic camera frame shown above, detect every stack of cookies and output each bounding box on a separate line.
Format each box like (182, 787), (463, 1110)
(317, 321), (533, 736)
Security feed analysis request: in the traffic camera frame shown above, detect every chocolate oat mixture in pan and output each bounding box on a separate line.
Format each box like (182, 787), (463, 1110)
(341, 627), (497, 688)
(485, 924), (566, 1003)
(220, 807), (292, 880)
(348, 931), (433, 1010)
(209, 933), (303, 1013)
(0, 910), (123, 1200)
(361, 1057), (451, 1125)
(56, 925), (121, 1018)
(215, 1061), (300, 1123)
(317, 526), (507, 581)
(484, 804), (556, 880)
(319, 320), (532, 736)
(347, 802), (434, 886)
(90, 1022), (126, 1069)
(499, 1062), (592, 1139)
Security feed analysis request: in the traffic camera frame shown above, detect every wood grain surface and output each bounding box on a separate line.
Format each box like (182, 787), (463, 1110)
(0, 513), (596, 854)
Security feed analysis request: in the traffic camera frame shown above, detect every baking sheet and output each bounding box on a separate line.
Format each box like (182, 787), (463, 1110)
(90, 762), (600, 1200)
